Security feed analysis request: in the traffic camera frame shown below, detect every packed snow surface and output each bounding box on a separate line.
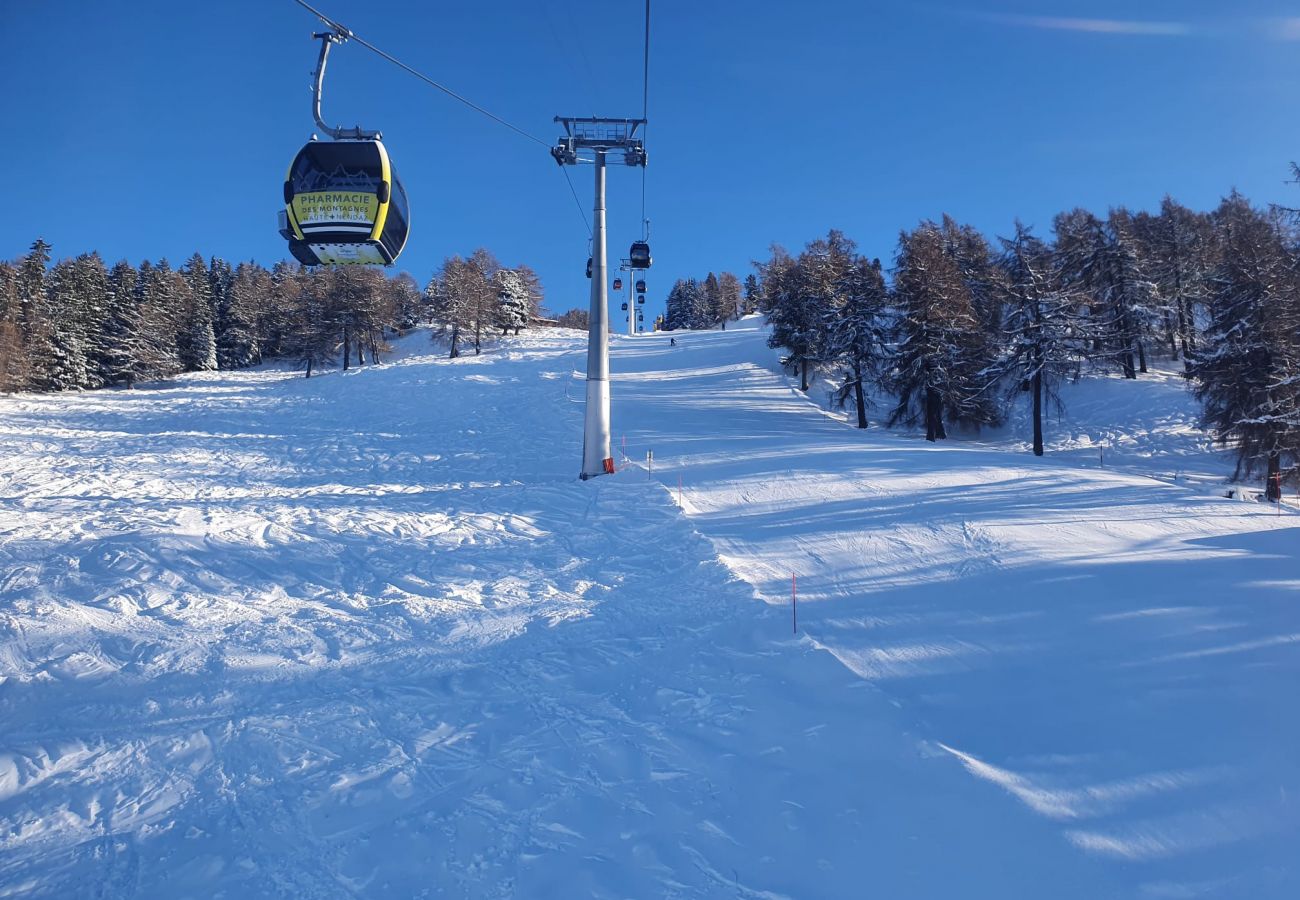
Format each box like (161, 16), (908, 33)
(0, 318), (1295, 898)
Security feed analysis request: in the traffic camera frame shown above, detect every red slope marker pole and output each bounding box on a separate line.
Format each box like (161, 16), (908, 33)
(792, 573), (797, 634)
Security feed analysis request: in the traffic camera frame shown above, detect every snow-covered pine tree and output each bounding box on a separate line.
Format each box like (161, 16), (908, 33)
(0, 261), (28, 390)
(42, 258), (91, 390)
(386, 272), (424, 332)
(742, 273), (761, 316)
(264, 261), (303, 361)
(208, 256), (233, 348)
(663, 278), (699, 332)
(1136, 197), (1213, 371)
(71, 252), (111, 389)
(99, 260), (147, 388)
(135, 260), (184, 379)
(1190, 192), (1300, 500)
(823, 254), (887, 428)
(1104, 209), (1162, 376)
(215, 262), (265, 369)
(718, 272), (743, 324)
(887, 221), (1001, 440)
(994, 222), (1086, 456)
(515, 264), (546, 324)
(289, 267), (337, 378)
(940, 215), (1004, 338)
(758, 245), (811, 387)
(495, 268), (531, 335)
(15, 239), (56, 390)
(1054, 209), (1157, 379)
(178, 253), (217, 372)
(429, 255), (481, 358)
(555, 308), (588, 330)
(702, 272), (724, 327)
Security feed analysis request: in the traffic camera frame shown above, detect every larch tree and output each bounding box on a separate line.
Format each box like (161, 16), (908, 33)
(823, 254), (888, 428)
(887, 221), (1001, 440)
(994, 222), (1086, 456)
(717, 272), (743, 325)
(759, 243), (820, 391)
(1190, 192), (1300, 500)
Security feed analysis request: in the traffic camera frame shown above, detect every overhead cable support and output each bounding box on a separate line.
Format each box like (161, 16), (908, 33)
(290, 0), (548, 147)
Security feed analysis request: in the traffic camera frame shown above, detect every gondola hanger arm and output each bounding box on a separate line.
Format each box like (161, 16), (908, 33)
(311, 30), (380, 141)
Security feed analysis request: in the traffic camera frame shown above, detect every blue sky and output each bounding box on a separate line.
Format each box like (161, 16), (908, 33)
(3, 1), (1299, 321)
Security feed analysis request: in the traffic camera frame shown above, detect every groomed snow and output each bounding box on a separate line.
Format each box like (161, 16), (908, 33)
(0, 319), (1295, 898)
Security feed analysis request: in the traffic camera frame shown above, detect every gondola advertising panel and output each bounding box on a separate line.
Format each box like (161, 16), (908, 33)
(292, 191), (380, 229)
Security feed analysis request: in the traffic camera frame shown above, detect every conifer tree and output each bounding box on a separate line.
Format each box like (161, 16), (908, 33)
(386, 272), (424, 331)
(495, 268), (531, 335)
(702, 272), (723, 327)
(941, 215), (1004, 337)
(742, 273), (761, 316)
(1138, 197), (1213, 370)
(42, 259), (90, 390)
(1190, 193), (1300, 499)
(664, 278), (703, 332)
(291, 267), (337, 378)
(16, 239), (55, 390)
(887, 222), (1001, 440)
(178, 253), (218, 372)
(994, 222), (1086, 455)
(100, 260), (146, 387)
(71, 252), (111, 388)
(758, 246), (812, 387)
(0, 262), (28, 390)
(718, 272), (743, 324)
(824, 255), (887, 428)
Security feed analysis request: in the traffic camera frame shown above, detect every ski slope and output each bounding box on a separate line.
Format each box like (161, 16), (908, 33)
(0, 320), (1295, 898)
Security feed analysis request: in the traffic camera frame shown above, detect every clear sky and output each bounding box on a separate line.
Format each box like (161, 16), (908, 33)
(3, 1), (1299, 321)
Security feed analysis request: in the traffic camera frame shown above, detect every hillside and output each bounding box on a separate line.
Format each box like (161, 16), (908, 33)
(0, 320), (1295, 898)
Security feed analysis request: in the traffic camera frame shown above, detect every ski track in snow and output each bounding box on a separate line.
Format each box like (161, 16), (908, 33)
(0, 321), (1294, 898)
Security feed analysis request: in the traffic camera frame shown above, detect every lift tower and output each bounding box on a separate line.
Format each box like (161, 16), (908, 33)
(551, 117), (647, 480)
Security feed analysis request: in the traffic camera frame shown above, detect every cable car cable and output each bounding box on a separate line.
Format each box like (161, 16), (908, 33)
(290, 0), (548, 147)
(291, 0), (598, 244)
(564, 166), (595, 239)
(640, 0), (650, 233)
(642, 0), (650, 121)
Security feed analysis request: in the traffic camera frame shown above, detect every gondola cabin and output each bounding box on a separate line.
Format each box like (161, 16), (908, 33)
(281, 139), (410, 266)
(629, 241), (652, 270)
(586, 257), (593, 279)
(635, 279), (646, 293)
(613, 278), (623, 291)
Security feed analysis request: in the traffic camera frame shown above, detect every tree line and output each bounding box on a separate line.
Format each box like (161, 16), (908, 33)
(424, 248), (544, 358)
(755, 192), (1300, 500)
(0, 242), (548, 389)
(661, 271), (756, 331)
